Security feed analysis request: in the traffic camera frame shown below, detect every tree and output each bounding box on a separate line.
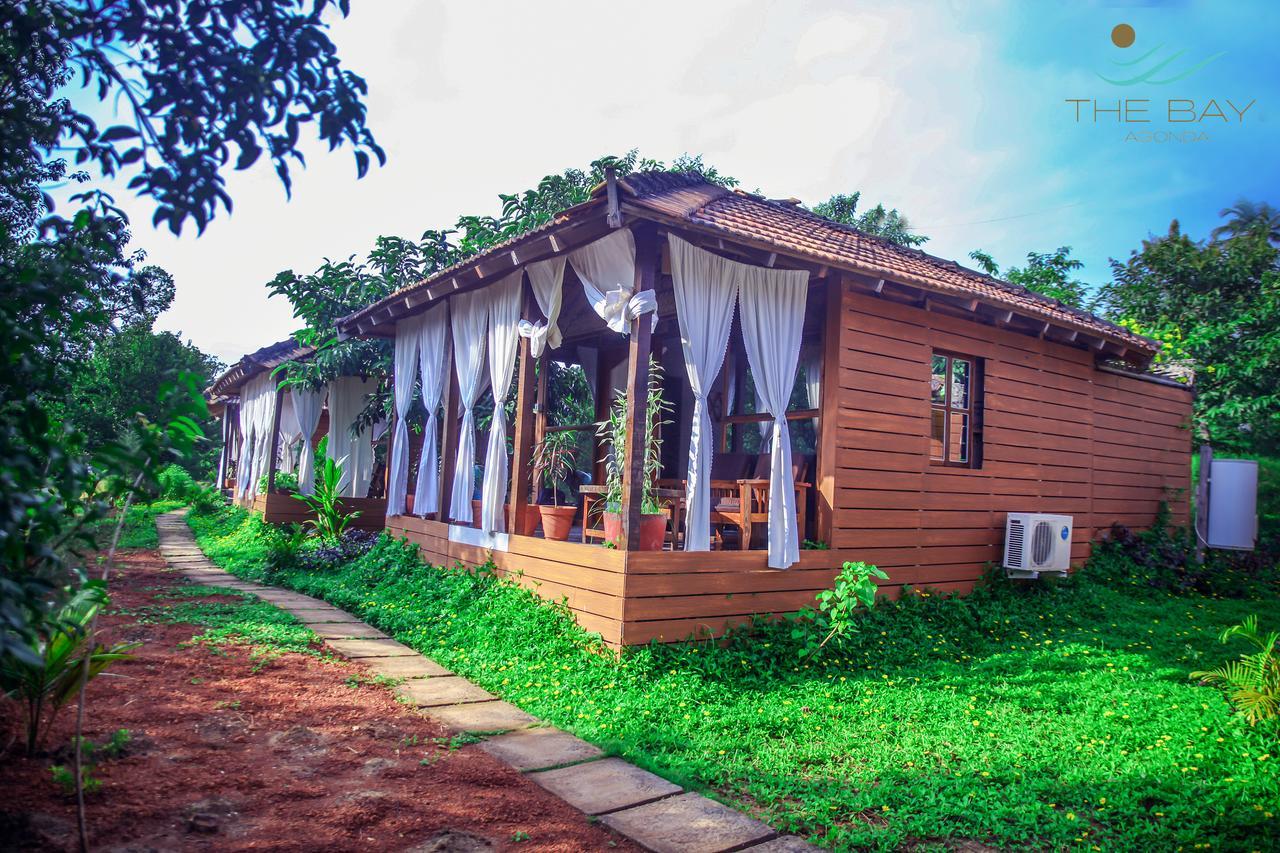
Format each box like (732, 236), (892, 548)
(63, 324), (224, 477)
(1212, 199), (1280, 245)
(1097, 220), (1280, 451)
(268, 151), (738, 425)
(811, 191), (929, 248)
(1, 0), (379, 668)
(966, 247), (1089, 308)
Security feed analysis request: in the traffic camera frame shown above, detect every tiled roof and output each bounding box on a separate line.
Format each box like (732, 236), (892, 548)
(618, 172), (1155, 354)
(207, 338), (313, 398)
(337, 170), (1155, 357)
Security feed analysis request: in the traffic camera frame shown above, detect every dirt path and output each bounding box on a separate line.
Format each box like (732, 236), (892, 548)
(0, 549), (637, 852)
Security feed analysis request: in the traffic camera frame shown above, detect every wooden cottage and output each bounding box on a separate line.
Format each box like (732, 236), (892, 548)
(335, 171), (1192, 648)
(207, 339), (387, 531)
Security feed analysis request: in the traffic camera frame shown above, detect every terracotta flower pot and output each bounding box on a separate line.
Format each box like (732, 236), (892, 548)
(404, 494), (414, 515)
(471, 499), (483, 528)
(539, 504), (576, 541)
(603, 512), (668, 551)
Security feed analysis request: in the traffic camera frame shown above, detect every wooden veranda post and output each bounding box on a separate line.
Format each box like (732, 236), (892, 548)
(619, 224), (659, 550)
(509, 276), (538, 534)
(437, 336), (459, 522)
(816, 272), (843, 543)
(266, 386), (285, 495)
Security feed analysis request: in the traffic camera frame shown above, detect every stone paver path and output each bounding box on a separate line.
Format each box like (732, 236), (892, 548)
(155, 512), (820, 852)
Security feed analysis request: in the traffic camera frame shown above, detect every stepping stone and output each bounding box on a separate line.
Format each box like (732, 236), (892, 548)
(529, 757), (681, 816)
(428, 700), (537, 734)
(309, 622), (388, 640)
(479, 727), (603, 772)
(601, 792), (775, 853)
(326, 638), (420, 658)
(166, 555), (211, 563)
(291, 609), (367, 625)
(396, 676), (495, 708)
(360, 656), (453, 679)
(255, 594), (322, 609)
(742, 837), (824, 852)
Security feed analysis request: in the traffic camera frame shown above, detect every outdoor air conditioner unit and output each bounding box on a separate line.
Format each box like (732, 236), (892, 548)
(1003, 513), (1073, 578)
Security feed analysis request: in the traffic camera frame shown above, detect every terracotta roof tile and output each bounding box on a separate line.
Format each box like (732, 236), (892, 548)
(207, 338), (313, 398)
(621, 174), (1154, 354)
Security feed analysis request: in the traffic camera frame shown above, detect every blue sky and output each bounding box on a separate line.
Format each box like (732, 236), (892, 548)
(65, 0), (1279, 364)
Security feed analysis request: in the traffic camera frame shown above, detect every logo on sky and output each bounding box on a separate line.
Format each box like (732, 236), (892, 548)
(1098, 22), (1226, 86)
(1062, 22), (1255, 144)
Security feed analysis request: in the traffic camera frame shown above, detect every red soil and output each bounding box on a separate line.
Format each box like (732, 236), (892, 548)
(0, 550), (636, 852)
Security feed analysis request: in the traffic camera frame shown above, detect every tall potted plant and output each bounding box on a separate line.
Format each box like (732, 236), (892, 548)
(531, 430), (579, 541)
(596, 357), (671, 550)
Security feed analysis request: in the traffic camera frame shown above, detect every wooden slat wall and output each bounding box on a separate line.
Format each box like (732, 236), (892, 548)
(386, 516), (629, 648)
(612, 288), (1192, 645)
(252, 493), (388, 532)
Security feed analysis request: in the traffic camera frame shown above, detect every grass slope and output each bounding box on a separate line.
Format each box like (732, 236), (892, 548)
(187, 505), (1280, 851)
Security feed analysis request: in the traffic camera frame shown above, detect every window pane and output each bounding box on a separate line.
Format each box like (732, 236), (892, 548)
(930, 355), (948, 405)
(948, 412), (969, 463)
(930, 409), (945, 460)
(951, 359), (970, 410)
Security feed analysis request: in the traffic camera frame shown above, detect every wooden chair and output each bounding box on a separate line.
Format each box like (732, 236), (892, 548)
(658, 452), (750, 549)
(732, 454), (812, 550)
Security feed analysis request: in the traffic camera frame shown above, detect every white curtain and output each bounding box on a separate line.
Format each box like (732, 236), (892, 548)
(804, 349), (822, 430)
(235, 392), (255, 499)
(669, 234), (739, 551)
(413, 302), (449, 516)
(277, 392), (301, 475)
(387, 316), (421, 516)
(290, 385), (324, 496)
(327, 376), (376, 499)
(519, 256), (565, 357)
(739, 263), (810, 568)
(569, 228), (656, 335)
(241, 373), (278, 501)
(481, 271), (523, 533)
(448, 288), (489, 522)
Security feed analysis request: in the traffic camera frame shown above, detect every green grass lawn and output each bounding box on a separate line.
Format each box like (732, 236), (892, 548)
(86, 499), (186, 550)
(187, 505), (1280, 851)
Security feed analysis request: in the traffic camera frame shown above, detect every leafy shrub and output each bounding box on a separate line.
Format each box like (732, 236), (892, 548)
(1191, 615), (1280, 727)
(0, 583), (140, 754)
(292, 436), (360, 541)
(301, 529), (380, 573)
(257, 470), (299, 494)
(793, 561), (887, 658)
(157, 463), (200, 502)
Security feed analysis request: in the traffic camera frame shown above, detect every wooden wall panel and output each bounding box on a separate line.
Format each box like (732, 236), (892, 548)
(375, 280), (1193, 648)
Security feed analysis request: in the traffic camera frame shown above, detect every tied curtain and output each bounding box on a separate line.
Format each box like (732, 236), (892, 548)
(277, 392), (301, 475)
(738, 263), (810, 569)
(668, 235), (738, 553)
(240, 373), (278, 501)
(290, 385), (325, 496)
(569, 228), (656, 335)
(327, 376), (377, 498)
(481, 272), (523, 533)
(413, 302), (449, 517)
(669, 234), (810, 568)
(448, 288), (489, 522)
(518, 256), (565, 357)
(235, 389), (255, 500)
(387, 315), (421, 516)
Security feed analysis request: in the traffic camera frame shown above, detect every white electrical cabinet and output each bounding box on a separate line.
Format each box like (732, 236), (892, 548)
(1205, 458), (1258, 551)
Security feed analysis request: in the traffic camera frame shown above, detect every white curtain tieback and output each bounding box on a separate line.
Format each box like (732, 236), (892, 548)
(601, 285), (658, 334)
(517, 319), (550, 357)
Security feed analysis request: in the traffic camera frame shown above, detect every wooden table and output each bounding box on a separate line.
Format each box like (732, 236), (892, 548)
(578, 485), (685, 548)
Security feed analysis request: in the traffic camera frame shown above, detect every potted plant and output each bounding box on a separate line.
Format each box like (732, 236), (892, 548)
(596, 357), (671, 551)
(531, 431), (579, 541)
